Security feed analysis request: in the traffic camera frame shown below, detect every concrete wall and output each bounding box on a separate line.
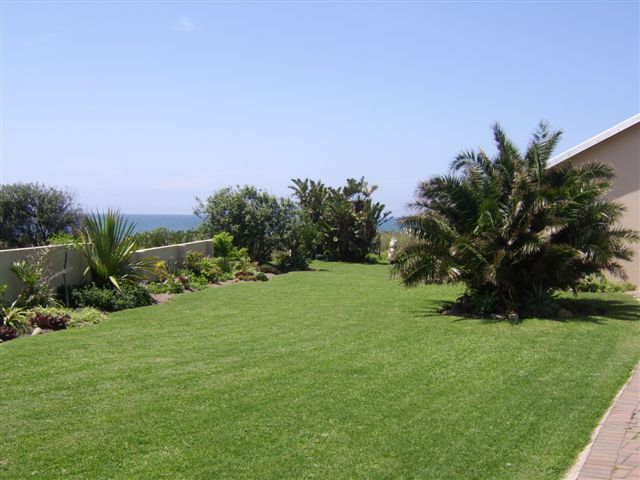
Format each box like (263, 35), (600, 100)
(562, 123), (640, 286)
(0, 239), (214, 303)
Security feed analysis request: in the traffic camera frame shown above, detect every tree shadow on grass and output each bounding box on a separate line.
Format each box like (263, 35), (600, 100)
(411, 297), (639, 325)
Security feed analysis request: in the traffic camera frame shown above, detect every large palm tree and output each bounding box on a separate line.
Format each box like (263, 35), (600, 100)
(393, 122), (638, 316)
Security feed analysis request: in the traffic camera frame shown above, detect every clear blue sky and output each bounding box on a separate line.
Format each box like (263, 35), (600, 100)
(1, 1), (638, 216)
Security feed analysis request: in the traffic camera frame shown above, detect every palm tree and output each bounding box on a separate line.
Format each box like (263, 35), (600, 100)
(81, 210), (156, 289)
(393, 122), (638, 317)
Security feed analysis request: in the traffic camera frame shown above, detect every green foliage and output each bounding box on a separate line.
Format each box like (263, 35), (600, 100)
(175, 269), (209, 290)
(68, 307), (108, 328)
(1, 303), (30, 333)
(47, 232), (82, 248)
(393, 122), (639, 317)
(574, 274), (636, 293)
(71, 283), (152, 312)
(0, 182), (82, 248)
(234, 271), (256, 281)
(81, 210), (157, 289)
(212, 232), (235, 258)
(290, 177), (391, 262)
(255, 271), (268, 282)
(195, 186), (307, 264)
(146, 277), (185, 294)
(185, 251), (221, 282)
(10, 251), (61, 307)
(134, 227), (207, 249)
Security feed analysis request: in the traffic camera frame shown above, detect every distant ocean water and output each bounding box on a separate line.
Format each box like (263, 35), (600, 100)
(124, 214), (203, 233)
(124, 214), (401, 233)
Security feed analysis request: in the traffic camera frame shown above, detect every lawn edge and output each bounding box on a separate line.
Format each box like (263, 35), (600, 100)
(562, 362), (639, 480)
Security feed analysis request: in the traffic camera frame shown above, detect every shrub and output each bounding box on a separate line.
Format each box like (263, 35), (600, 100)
(10, 252), (61, 307)
(68, 307), (108, 328)
(574, 274), (636, 293)
(176, 270), (209, 290)
(393, 122), (639, 317)
(290, 177), (390, 262)
(235, 271), (256, 281)
(185, 251), (221, 282)
(0, 325), (19, 342)
(1, 304), (30, 333)
(195, 186), (300, 263)
(255, 272), (268, 282)
(257, 264), (280, 275)
(30, 310), (69, 330)
(71, 283), (152, 312)
(146, 277), (185, 294)
(0, 182), (82, 248)
(212, 232), (235, 258)
(80, 210), (157, 289)
(134, 226), (206, 248)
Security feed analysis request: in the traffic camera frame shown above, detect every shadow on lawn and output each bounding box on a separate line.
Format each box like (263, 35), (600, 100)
(411, 297), (639, 325)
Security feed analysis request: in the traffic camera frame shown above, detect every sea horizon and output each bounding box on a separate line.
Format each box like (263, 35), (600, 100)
(124, 213), (401, 233)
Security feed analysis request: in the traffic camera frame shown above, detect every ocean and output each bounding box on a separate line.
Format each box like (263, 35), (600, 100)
(124, 214), (401, 233)
(124, 214), (203, 233)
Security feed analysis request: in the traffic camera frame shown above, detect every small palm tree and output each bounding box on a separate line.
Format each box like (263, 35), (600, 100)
(81, 210), (156, 289)
(393, 122), (638, 317)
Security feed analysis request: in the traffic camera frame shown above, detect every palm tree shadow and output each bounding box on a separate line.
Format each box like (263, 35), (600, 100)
(410, 297), (639, 324)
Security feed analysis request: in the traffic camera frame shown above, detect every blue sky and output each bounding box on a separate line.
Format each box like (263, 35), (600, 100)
(1, 1), (638, 216)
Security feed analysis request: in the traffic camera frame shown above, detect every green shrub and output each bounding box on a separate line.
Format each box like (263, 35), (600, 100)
(0, 182), (82, 248)
(235, 272), (256, 282)
(257, 264), (280, 275)
(212, 232), (235, 258)
(68, 307), (108, 328)
(10, 252), (60, 307)
(146, 277), (185, 294)
(185, 251), (221, 282)
(255, 272), (268, 282)
(134, 227), (206, 248)
(574, 274), (636, 293)
(2, 304), (30, 333)
(71, 283), (152, 312)
(177, 270), (209, 290)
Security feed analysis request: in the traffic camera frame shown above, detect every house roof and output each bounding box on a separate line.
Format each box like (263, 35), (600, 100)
(548, 113), (640, 168)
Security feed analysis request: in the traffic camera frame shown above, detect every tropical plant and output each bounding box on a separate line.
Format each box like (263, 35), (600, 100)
(393, 122), (639, 317)
(0, 182), (82, 248)
(10, 251), (61, 307)
(1, 303), (30, 333)
(290, 177), (391, 262)
(80, 210), (157, 289)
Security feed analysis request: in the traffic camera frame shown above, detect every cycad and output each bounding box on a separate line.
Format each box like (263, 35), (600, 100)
(81, 210), (156, 289)
(393, 122), (638, 316)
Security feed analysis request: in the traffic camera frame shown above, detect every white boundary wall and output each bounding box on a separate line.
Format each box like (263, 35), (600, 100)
(0, 239), (214, 303)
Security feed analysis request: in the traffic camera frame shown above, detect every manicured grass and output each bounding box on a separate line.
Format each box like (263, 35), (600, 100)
(1, 262), (639, 479)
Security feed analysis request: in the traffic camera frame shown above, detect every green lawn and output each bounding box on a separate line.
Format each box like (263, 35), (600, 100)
(1, 262), (639, 479)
